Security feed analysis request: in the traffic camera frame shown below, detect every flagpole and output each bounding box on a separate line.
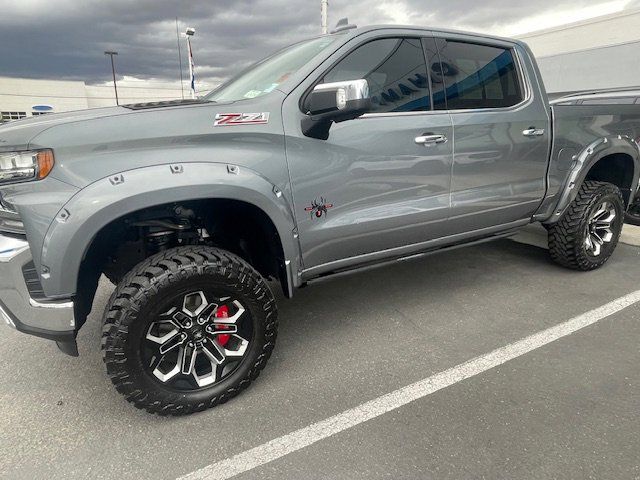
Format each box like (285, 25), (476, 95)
(176, 17), (185, 100)
(185, 27), (196, 99)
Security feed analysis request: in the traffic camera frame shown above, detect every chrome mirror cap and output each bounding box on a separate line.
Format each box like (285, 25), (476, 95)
(312, 79), (369, 107)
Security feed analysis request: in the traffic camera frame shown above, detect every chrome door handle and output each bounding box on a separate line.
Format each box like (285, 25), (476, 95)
(522, 128), (545, 137)
(415, 134), (447, 146)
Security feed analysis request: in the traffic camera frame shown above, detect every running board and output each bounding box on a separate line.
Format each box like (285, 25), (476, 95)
(304, 229), (520, 285)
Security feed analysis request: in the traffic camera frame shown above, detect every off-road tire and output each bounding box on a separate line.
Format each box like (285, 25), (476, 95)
(101, 246), (277, 415)
(548, 181), (624, 271)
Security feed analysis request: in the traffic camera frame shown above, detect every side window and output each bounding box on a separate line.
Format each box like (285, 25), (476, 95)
(436, 40), (523, 109)
(322, 37), (431, 113)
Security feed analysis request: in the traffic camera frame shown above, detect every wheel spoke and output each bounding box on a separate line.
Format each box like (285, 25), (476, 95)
(180, 344), (197, 375)
(208, 323), (239, 335)
(202, 337), (226, 364)
(159, 331), (186, 354)
(197, 302), (218, 324)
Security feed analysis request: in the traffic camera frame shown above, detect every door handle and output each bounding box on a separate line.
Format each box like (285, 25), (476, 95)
(415, 134), (448, 146)
(522, 127), (545, 137)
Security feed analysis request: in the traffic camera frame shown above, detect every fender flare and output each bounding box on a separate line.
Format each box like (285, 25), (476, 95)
(544, 135), (640, 224)
(39, 162), (301, 298)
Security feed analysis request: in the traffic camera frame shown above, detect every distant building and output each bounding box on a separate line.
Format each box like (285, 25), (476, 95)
(518, 7), (640, 96)
(0, 76), (184, 123)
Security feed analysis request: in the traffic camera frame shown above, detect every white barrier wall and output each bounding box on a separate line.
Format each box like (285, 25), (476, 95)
(519, 8), (640, 94)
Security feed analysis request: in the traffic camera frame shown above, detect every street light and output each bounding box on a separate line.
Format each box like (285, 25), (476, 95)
(104, 51), (119, 106)
(185, 27), (196, 99)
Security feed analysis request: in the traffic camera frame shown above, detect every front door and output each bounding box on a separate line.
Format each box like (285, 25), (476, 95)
(283, 35), (453, 275)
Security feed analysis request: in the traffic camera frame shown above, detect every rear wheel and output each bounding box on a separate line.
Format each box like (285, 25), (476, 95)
(101, 246), (277, 415)
(548, 181), (624, 271)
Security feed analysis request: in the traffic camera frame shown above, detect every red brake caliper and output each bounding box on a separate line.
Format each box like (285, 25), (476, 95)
(215, 305), (231, 347)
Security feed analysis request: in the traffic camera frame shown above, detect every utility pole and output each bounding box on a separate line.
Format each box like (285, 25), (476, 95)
(176, 17), (185, 99)
(321, 0), (328, 34)
(104, 51), (119, 106)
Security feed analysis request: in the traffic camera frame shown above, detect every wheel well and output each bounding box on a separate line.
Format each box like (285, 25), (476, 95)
(585, 153), (635, 206)
(74, 199), (288, 329)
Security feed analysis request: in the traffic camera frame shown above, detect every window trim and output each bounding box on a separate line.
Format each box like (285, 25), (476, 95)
(433, 37), (532, 114)
(299, 35), (434, 116)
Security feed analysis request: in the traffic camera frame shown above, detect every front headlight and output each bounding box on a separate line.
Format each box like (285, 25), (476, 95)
(0, 149), (55, 185)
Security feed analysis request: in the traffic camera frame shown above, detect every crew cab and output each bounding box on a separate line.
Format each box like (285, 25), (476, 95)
(1, 22), (639, 415)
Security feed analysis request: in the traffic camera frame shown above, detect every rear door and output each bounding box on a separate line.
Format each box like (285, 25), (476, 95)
(433, 35), (551, 233)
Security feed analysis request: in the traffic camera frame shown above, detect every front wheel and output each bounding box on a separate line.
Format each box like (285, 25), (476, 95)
(101, 246), (278, 415)
(548, 181), (624, 271)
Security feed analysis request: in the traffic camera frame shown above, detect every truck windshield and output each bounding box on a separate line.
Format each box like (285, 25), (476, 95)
(205, 36), (339, 103)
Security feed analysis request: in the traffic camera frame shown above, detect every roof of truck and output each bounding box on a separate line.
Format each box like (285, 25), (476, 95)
(336, 24), (525, 48)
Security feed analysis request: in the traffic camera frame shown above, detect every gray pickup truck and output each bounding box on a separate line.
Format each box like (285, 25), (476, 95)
(1, 23), (639, 415)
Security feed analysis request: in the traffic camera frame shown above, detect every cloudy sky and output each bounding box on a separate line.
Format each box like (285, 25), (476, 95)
(0, 0), (638, 91)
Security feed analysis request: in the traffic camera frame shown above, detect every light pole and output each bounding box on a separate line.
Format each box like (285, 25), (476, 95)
(185, 27), (196, 99)
(104, 51), (119, 105)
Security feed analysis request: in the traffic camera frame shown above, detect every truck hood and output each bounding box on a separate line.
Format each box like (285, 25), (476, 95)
(1, 94), (287, 188)
(0, 106), (131, 151)
(0, 100), (217, 151)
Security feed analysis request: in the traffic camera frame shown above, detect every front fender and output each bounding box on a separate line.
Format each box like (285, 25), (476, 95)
(544, 135), (640, 224)
(40, 162), (301, 297)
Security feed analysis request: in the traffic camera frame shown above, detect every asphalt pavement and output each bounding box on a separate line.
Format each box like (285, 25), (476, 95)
(0, 224), (639, 480)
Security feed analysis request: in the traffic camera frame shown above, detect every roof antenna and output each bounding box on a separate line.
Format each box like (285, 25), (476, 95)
(330, 17), (357, 33)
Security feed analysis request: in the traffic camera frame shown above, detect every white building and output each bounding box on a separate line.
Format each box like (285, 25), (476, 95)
(0, 76), (184, 123)
(518, 7), (640, 96)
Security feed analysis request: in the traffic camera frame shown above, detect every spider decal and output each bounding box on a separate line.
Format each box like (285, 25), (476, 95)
(304, 197), (333, 219)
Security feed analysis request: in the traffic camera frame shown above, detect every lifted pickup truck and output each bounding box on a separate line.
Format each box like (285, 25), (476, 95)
(1, 23), (639, 415)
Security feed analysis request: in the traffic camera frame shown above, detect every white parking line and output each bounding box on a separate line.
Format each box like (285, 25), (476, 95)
(179, 289), (640, 480)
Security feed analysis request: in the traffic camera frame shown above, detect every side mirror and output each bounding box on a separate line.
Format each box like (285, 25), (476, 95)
(302, 79), (371, 140)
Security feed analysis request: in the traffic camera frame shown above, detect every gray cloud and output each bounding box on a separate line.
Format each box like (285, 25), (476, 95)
(0, 0), (634, 90)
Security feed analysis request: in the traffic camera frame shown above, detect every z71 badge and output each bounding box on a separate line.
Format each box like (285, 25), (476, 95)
(214, 112), (270, 126)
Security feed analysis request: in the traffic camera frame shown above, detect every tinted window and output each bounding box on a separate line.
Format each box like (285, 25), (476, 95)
(322, 37), (430, 113)
(436, 40), (523, 109)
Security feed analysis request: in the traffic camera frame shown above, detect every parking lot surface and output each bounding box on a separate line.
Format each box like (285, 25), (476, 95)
(1, 225), (639, 480)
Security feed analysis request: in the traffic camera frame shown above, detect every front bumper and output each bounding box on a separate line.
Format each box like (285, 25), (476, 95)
(0, 235), (78, 356)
